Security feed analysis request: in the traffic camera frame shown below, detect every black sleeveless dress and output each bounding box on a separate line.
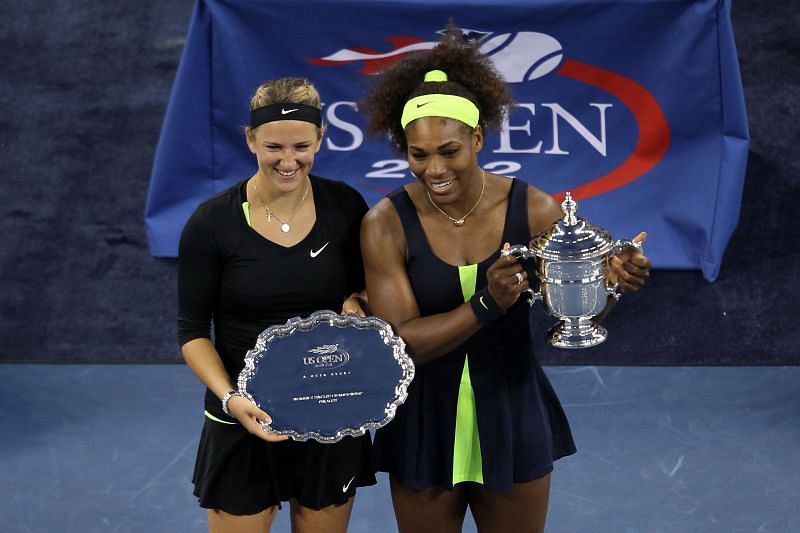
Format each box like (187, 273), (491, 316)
(373, 178), (576, 492)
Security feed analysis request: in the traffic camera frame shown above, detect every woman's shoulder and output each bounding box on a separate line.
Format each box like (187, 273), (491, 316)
(363, 195), (397, 222)
(361, 194), (407, 260)
(184, 181), (244, 237)
(362, 191), (408, 250)
(520, 180), (562, 234)
(193, 181), (244, 216)
(364, 182), (413, 223)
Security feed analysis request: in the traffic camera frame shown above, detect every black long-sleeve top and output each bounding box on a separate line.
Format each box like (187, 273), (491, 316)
(177, 176), (368, 415)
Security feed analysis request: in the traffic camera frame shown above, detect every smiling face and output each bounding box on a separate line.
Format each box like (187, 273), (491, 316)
(405, 117), (484, 204)
(246, 120), (322, 194)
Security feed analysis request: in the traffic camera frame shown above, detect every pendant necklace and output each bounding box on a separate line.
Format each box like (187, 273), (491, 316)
(252, 176), (310, 233)
(426, 169), (485, 227)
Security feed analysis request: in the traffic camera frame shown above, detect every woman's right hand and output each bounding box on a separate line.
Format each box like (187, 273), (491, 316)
(227, 395), (289, 442)
(486, 243), (530, 310)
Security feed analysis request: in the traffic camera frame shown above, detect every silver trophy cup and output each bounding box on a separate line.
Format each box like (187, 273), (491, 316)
(503, 192), (641, 349)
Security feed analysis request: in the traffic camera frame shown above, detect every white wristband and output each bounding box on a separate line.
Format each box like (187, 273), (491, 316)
(221, 389), (242, 415)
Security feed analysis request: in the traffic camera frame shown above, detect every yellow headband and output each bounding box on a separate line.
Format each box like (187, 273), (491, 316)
(400, 70), (480, 129)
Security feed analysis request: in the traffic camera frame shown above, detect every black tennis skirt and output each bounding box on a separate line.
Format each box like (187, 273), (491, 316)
(192, 415), (376, 515)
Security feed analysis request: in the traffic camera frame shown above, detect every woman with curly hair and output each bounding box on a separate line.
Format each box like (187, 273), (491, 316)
(360, 31), (650, 532)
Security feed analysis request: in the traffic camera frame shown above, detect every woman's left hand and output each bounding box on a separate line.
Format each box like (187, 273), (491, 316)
(607, 232), (651, 292)
(341, 293), (367, 316)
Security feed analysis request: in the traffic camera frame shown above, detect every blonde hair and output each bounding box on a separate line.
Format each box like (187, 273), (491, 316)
(250, 77), (321, 109)
(248, 77), (323, 138)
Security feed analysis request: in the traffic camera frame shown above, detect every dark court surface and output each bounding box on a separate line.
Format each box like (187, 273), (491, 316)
(1, 364), (797, 533)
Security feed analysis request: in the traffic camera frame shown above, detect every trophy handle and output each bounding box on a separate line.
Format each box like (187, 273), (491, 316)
(606, 238), (643, 300)
(606, 282), (622, 301)
(610, 238), (643, 257)
(501, 244), (533, 259)
(501, 245), (541, 305)
(523, 288), (542, 306)
(501, 245), (540, 306)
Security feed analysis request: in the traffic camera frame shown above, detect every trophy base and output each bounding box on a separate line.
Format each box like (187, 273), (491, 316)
(547, 318), (608, 349)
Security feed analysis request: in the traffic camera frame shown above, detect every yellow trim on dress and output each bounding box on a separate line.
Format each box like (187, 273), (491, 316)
(204, 410), (238, 425)
(452, 264), (484, 485)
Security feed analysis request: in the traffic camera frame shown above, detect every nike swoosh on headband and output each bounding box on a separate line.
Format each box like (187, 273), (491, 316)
(281, 108), (298, 114)
(416, 101), (434, 108)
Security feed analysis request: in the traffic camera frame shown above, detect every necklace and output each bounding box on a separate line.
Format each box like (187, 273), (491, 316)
(252, 176), (310, 233)
(426, 169), (485, 227)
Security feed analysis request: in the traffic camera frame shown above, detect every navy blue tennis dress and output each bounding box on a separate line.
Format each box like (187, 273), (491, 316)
(373, 178), (576, 491)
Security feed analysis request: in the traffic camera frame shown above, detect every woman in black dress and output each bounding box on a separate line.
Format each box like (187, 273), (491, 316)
(178, 77), (375, 533)
(360, 32), (650, 533)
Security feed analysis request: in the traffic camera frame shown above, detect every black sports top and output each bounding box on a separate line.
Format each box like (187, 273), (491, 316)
(177, 176), (368, 416)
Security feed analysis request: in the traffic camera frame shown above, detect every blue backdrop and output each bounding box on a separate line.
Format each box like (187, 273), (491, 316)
(145, 0), (748, 281)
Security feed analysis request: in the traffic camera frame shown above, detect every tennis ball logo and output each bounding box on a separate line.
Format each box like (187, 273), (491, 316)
(479, 32), (564, 82)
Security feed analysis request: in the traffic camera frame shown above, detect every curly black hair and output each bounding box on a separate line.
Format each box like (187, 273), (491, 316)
(361, 28), (515, 152)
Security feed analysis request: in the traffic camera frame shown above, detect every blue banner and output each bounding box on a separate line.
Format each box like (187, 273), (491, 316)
(146, 0), (748, 281)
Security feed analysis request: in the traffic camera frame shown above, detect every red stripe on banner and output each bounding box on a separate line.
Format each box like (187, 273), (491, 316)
(385, 36), (426, 47)
(553, 59), (670, 202)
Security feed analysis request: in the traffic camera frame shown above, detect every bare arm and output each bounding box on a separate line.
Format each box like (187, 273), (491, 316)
(181, 338), (288, 442)
(361, 200), (480, 364)
(361, 199), (527, 365)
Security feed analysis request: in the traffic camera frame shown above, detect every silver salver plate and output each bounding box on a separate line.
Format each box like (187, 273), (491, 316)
(237, 310), (414, 443)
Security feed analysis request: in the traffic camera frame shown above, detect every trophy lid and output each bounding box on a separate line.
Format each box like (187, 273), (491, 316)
(529, 192), (614, 260)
